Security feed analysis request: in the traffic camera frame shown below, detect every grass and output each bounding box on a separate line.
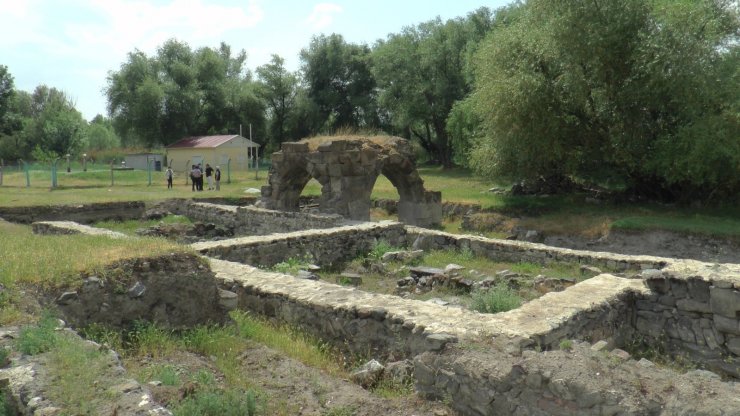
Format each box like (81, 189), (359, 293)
(470, 286), (522, 314)
(0, 222), (185, 289)
(95, 214), (192, 235)
(3, 162), (740, 239)
(79, 312), (354, 414)
(14, 312), (126, 413)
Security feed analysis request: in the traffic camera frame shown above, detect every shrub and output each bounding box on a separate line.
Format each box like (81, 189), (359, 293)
(470, 285), (522, 314)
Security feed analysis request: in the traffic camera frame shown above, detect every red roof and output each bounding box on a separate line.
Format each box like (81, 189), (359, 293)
(167, 135), (259, 149)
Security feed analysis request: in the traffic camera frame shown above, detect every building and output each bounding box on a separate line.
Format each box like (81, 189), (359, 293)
(165, 135), (260, 172)
(124, 153), (164, 171)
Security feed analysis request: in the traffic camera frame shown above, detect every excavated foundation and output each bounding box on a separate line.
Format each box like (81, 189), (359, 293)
(3, 200), (739, 415)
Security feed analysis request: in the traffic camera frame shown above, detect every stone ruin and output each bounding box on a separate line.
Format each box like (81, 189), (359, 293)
(2, 196), (740, 415)
(260, 136), (442, 227)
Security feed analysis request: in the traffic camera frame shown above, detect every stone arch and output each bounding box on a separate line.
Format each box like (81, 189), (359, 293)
(261, 136), (441, 227)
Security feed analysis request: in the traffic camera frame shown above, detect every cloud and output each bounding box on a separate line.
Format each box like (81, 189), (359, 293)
(70, 0), (265, 56)
(305, 3), (343, 30)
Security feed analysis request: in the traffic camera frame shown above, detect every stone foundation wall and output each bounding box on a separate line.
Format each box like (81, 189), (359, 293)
(633, 264), (740, 378)
(406, 227), (668, 272)
(414, 344), (738, 416)
(193, 221), (407, 268)
(0, 201), (145, 224)
(180, 202), (346, 236)
(53, 253), (228, 329)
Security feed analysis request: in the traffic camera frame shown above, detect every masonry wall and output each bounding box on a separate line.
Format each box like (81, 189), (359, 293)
(183, 202), (346, 236)
(634, 270), (740, 378)
(406, 227), (668, 272)
(194, 221), (407, 268)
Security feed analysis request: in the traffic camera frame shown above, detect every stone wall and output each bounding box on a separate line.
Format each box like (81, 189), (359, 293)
(632, 262), (740, 378)
(32, 220), (128, 238)
(406, 226), (668, 272)
(168, 201), (346, 236)
(414, 343), (738, 416)
(0, 201), (145, 224)
(52, 253), (229, 329)
(192, 221), (407, 268)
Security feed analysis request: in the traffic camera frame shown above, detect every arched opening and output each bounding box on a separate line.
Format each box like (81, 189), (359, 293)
(267, 164), (312, 212)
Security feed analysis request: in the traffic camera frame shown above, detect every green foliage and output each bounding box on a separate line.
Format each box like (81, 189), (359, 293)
(373, 8), (494, 167)
(154, 365), (180, 386)
(470, 0), (740, 201)
(559, 339), (573, 351)
(129, 320), (178, 358)
(300, 34), (379, 132)
(270, 254), (314, 275)
(470, 285), (522, 314)
(256, 55), (301, 146)
(106, 39), (265, 147)
(80, 323), (123, 351)
(366, 240), (399, 262)
(16, 311), (59, 355)
(172, 388), (258, 416)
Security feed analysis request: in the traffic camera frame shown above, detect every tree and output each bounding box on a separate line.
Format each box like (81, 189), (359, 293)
(372, 8), (494, 167)
(0, 65), (14, 132)
(105, 39), (265, 147)
(256, 55), (300, 148)
(24, 85), (87, 157)
(470, 0), (740, 201)
(86, 115), (120, 150)
(300, 34), (379, 132)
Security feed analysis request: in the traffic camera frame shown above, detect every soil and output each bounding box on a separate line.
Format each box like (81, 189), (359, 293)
(129, 343), (455, 416)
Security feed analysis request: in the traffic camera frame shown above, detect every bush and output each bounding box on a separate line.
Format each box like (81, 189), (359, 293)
(470, 285), (522, 314)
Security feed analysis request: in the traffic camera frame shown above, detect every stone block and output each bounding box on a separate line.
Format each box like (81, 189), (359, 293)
(676, 298), (712, 314)
(687, 278), (711, 302)
(726, 336), (740, 355)
(710, 287), (740, 318)
(669, 279), (688, 298)
(281, 142), (309, 153)
(714, 315), (740, 335)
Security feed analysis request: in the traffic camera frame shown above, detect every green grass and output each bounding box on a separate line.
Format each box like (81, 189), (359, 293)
(611, 214), (740, 239)
(16, 311), (59, 355)
(3, 163), (740, 239)
(174, 388), (257, 416)
(95, 214), (192, 235)
(0, 222), (185, 288)
(14, 312), (125, 413)
(470, 286), (522, 314)
(81, 314), (351, 415)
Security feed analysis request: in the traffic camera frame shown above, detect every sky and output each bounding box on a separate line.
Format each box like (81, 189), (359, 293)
(0, 0), (512, 121)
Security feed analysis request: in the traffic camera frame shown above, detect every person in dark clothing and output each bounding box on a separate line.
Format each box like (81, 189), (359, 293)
(190, 165), (196, 191)
(205, 163), (214, 190)
(192, 165), (203, 191)
(214, 166), (221, 190)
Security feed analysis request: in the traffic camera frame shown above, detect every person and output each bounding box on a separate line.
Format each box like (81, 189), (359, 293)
(191, 164), (203, 191)
(165, 166), (173, 189)
(205, 163), (214, 190)
(214, 166), (221, 191)
(196, 164), (203, 191)
(190, 165), (197, 192)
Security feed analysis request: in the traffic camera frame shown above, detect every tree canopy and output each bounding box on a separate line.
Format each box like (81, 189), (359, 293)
(469, 0), (740, 201)
(105, 39), (265, 147)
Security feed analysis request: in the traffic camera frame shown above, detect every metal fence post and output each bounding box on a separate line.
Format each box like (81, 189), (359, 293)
(20, 160), (30, 187)
(110, 161), (114, 186)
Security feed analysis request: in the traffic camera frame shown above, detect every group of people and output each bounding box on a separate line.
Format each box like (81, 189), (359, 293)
(164, 163), (221, 191)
